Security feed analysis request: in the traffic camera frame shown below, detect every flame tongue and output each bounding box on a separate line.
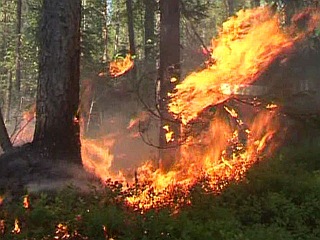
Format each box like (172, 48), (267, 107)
(109, 54), (134, 78)
(169, 7), (298, 124)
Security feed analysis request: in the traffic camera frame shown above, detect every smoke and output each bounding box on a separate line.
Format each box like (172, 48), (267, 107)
(80, 81), (159, 182)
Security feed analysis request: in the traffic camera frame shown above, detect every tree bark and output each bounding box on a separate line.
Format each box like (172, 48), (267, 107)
(34, 0), (81, 163)
(0, 108), (12, 152)
(158, 0), (180, 171)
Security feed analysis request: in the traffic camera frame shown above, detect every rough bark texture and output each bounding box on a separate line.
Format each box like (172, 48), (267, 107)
(158, 0), (180, 170)
(34, 0), (81, 163)
(0, 108), (12, 152)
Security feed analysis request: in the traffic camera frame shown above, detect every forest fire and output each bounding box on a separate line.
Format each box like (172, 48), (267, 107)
(168, 7), (319, 124)
(109, 53), (134, 77)
(80, 6), (320, 210)
(10, 6), (319, 212)
(81, 137), (126, 182)
(2, 0), (320, 237)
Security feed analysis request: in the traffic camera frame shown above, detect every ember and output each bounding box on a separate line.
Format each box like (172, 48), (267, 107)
(55, 223), (70, 239)
(12, 218), (21, 234)
(23, 195), (30, 209)
(0, 220), (5, 235)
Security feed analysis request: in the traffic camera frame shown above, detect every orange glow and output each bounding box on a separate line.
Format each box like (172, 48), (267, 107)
(266, 103), (277, 109)
(12, 218), (20, 234)
(224, 106), (238, 118)
(109, 54), (134, 77)
(22, 104), (36, 122)
(23, 195), (30, 209)
(163, 125), (174, 142)
(55, 223), (70, 239)
(81, 137), (125, 182)
(12, 105), (35, 145)
(0, 220), (4, 235)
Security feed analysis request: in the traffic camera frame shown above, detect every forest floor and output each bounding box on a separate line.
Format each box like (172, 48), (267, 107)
(0, 140), (320, 239)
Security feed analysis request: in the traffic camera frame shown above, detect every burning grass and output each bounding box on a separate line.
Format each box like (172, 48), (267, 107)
(1, 144), (320, 239)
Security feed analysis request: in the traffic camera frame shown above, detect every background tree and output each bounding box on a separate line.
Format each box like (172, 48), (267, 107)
(126, 0), (136, 57)
(0, 0), (15, 123)
(0, 107), (12, 151)
(33, 0), (81, 163)
(15, 0), (22, 93)
(144, 0), (156, 63)
(0, 0), (40, 134)
(226, 0), (235, 16)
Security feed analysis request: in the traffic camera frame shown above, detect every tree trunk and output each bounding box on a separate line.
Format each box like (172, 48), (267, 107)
(103, 0), (108, 63)
(1, 0), (12, 123)
(4, 71), (12, 122)
(126, 0), (136, 56)
(158, 0), (180, 171)
(126, 0), (137, 86)
(144, 0), (156, 62)
(15, 0), (22, 93)
(34, 0), (81, 163)
(0, 108), (12, 152)
(227, 0), (234, 16)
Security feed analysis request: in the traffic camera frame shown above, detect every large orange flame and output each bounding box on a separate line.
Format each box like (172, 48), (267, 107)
(109, 54), (134, 78)
(81, 137), (126, 182)
(81, 7), (320, 210)
(168, 7), (319, 124)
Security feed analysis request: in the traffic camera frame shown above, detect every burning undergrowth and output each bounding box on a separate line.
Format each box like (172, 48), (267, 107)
(4, 6), (319, 213)
(80, 6), (320, 211)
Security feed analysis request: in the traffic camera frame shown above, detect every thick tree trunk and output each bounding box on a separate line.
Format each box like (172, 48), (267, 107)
(158, 0), (180, 171)
(0, 108), (12, 152)
(15, 0), (22, 93)
(34, 0), (81, 163)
